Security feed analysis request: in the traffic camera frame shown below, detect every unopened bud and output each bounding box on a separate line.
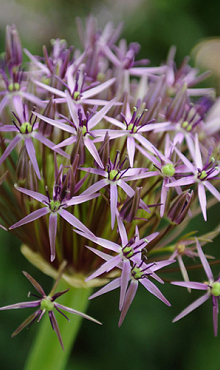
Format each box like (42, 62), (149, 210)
(5, 25), (22, 67)
(167, 190), (194, 224)
(120, 187), (142, 222)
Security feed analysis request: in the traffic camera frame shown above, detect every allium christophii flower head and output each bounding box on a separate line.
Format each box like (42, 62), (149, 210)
(0, 17), (220, 342)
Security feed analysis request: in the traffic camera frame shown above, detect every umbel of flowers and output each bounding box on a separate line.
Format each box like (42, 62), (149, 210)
(0, 17), (220, 357)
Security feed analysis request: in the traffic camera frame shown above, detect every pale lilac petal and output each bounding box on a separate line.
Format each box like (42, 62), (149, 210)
(65, 193), (100, 207)
(74, 229), (120, 252)
(9, 207), (50, 229)
(49, 213), (57, 262)
(81, 78), (116, 99)
(127, 136), (135, 167)
(25, 137), (41, 180)
(23, 271), (46, 296)
(160, 179), (168, 217)
(138, 121), (170, 133)
(104, 115), (125, 129)
(194, 133), (203, 168)
(53, 136), (76, 149)
(118, 280), (138, 327)
(116, 211), (128, 246)
(21, 91), (45, 108)
(33, 132), (70, 158)
(118, 180), (134, 197)
(198, 183), (207, 221)
(84, 137), (104, 168)
(24, 48), (49, 74)
(33, 80), (66, 98)
(49, 311), (64, 350)
(89, 278), (121, 299)
(196, 239), (214, 281)
(65, 90), (79, 127)
(204, 181), (220, 201)
(141, 278), (171, 306)
(55, 303), (101, 324)
(172, 292), (210, 322)
(119, 260), (131, 310)
(166, 176), (195, 187)
(135, 133), (155, 153)
(88, 98), (116, 129)
(174, 146), (195, 173)
(110, 183), (118, 229)
(171, 281), (208, 290)
(14, 185), (48, 203)
(185, 134), (196, 163)
(0, 125), (18, 132)
(81, 179), (107, 196)
(86, 255), (121, 281)
(86, 246), (113, 261)
(34, 112), (75, 134)
(0, 95), (10, 115)
(0, 135), (22, 166)
(0, 301), (40, 310)
(177, 255), (190, 290)
(59, 209), (94, 236)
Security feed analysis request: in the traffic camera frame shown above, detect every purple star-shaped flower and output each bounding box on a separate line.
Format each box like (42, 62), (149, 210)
(9, 184), (99, 262)
(172, 239), (220, 336)
(0, 267), (101, 350)
(166, 133), (220, 220)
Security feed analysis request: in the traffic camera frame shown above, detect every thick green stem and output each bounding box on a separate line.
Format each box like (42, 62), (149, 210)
(24, 280), (92, 370)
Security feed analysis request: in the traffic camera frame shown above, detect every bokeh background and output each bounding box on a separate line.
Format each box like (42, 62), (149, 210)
(1, 1), (220, 369)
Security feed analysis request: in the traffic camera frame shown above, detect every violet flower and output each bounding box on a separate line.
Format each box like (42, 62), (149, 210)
(166, 133), (220, 220)
(0, 103), (69, 180)
(9, 184), (99, 262)
(80, 151), (150, 228)
(0, 266), (101, 350)
(34, 95), (117, 168)
(172, 239), (220, 336)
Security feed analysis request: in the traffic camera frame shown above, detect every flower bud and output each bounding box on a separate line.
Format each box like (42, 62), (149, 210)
(167, 190), (194, 224)
(5, 25), (22, 67)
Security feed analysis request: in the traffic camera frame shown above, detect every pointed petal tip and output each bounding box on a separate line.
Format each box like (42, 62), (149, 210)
(50, 254), (56, 262)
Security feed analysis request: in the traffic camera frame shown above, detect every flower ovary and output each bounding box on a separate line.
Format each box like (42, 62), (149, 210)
(40, 297), (54, 311)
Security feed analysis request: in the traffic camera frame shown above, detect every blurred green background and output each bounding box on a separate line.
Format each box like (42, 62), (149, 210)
(1, 0), (220, 369)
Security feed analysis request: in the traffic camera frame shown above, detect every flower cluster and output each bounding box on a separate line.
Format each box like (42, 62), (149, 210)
(0, 18), (220, 346)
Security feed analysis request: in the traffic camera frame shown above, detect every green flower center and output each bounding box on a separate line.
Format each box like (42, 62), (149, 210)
(49, 200), (61, 212)
(182, 121), (192, 132)
(131, 266), (143, 280)
(177, 243), (185, 254)
(198, 170), (207, 180)
(73, 91), (81, 101)
(127, 123), (137, 133)
(109, 169), (120, 181)
(211, 282), (220, 297)
(81, 125), (87, 136)
(8, 82), (20, 92)
(40, 297), (54, 311)
(20, 122), (32, 134)
(122, 245), (134, 259)
(161, 163), (175, 177)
